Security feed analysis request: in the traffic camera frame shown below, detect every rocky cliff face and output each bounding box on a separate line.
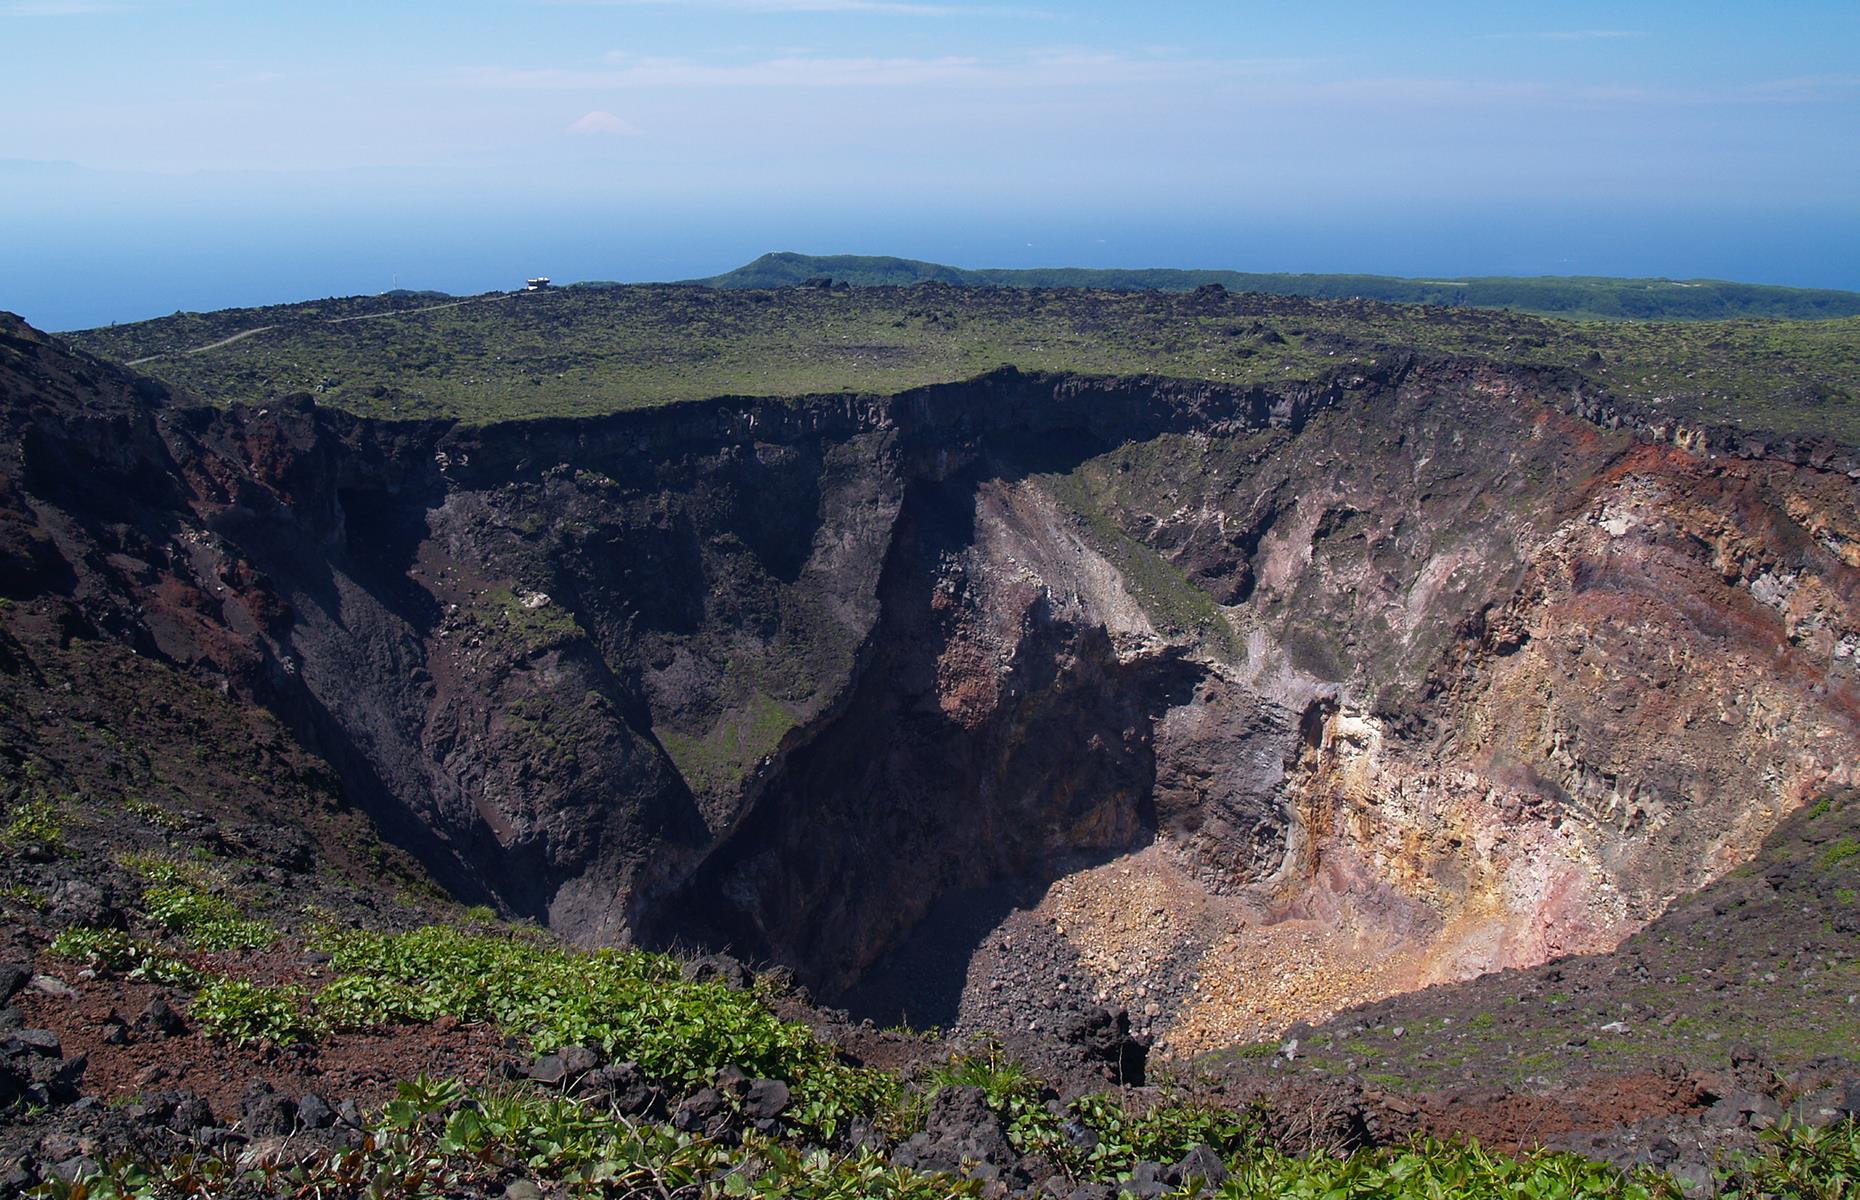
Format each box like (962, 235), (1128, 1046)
(5, 312), (1856, 1049)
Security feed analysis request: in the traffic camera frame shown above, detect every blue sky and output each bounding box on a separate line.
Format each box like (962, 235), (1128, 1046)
(3, 0), (1857, 329)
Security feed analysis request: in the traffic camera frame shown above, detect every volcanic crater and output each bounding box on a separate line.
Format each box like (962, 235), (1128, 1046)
(9, 307), (1856, 1065)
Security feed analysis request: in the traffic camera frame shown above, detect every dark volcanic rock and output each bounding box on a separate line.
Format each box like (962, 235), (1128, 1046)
(45, 881), (124, 931)
(239, 1082), (296, 1137)
(890, 1084), (1027, 1185)
(135, 996), (187, 1039)
(1059, 1006), (1149, 1086)
(0, 966), (31, 1005)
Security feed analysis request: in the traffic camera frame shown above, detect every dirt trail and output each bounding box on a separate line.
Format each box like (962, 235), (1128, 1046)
(127, 325), (276, 366)
(126, 291), (519, 366)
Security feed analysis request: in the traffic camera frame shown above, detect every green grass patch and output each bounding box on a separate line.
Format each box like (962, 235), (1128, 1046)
(1212, 1136), (1681, 1199)
(1818, 838), (1860, 871)
(657, 690), (797, 797)
(1039, 466), (1241, 654)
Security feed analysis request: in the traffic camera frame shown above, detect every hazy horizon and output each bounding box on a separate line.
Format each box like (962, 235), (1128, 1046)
(5, 0), (1857, 331)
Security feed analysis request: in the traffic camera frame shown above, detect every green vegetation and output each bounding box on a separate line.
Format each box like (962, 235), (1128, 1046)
(36, 895), (1860, 1199)
(2, 793), (67, 854)
(119, 853), (279, 951)
(1040, 463), (1241, 654)
(46, 926), (138, 970)
(1817, 838), (1860, 870)
(141, 881), (279, 951)
(120, 792), (185, 831)
(1209, 1138), (1681, 1200)
(697, 252), (1860, 322)
(63, 283), (1860, 442)
(29, 1076), (975, 1200)
(188, 976), (315, 1046)
(657, 690), (797, 798)
(45, 926), (201, 986)
(308, 924), (894, 1139)
(1719, 1120), (1860, 1200)
(477, 585), (584, 650)
(28, 1057), (1717, 1199)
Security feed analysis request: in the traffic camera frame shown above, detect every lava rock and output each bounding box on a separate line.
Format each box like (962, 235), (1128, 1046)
(0, 964), (28, 1004)
(130, 1089), (215, 1133)
(714, 1064), (753, 1101)
(891, 1085), (1024, 1184)
(0, 1155), (37, 1194)
(240, 1081), (297, 1137)
(1059, 1006), (1149, 1085)
(297, 1093), (335, 1130)
(47, 1155), (99, 1185)
(100, 1012), (129, 1046)
(8, 1028), (61, 1056)
(1121, 1161), (1169, 1199)
(558, 1045), (601, 1076)
(7, 1045), (85, 1106)
(1059, 1118), (1099, 1155)
(744, 1078), (791, 1121)
(528, 1054), (569, 1086)
(682, 953), (754, 990)
(671, 1087), (725, 1132)
(584, 1061), (659, 1115)
(1172, 1145), (1229, 1189)
(135, 995), (187, 1039)
(45, 880), (124, 930)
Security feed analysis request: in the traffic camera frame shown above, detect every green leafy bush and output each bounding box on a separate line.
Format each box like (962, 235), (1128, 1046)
(2, 794), (66, 854)
(310, 924), (892, 1137)
(46, 926), (137, 970)
(314, 973), (434, 1030)
(1212, 1136), (1682, 1199)
(1817, 838), (1860, 871)
(1719, 1120), (1860, 1200)
(29, 1077), (971, 1199)
(142, 882), (278, 952)
(45, 925), (201, 987)
(189, 976), (313, 1046)
(929, 1047), (1260, 1181)
(28, 1078), (1703, 1200)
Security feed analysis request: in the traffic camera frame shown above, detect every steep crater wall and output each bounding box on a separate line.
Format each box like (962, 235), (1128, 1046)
(5, 314), (1857, 1050)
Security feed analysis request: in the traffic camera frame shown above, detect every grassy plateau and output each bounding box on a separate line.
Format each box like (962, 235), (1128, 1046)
(61, 280), (1860, 442)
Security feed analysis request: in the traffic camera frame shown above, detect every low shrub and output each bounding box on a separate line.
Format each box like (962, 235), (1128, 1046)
(142, 882), (278, 952)
(309, 924), (894, 1138)
(188, 976), (313, 1046)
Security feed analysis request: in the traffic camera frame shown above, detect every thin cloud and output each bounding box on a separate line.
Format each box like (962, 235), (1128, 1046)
(1743, 74), (1860, 99)
(462, 48), (1282, 91)
(1, 0), (131, 13)
(567, 110), (640, 135)
(546, 0), (986, 14)
(1484, 30), (1646, 41)
(466, 55), (988, 89)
